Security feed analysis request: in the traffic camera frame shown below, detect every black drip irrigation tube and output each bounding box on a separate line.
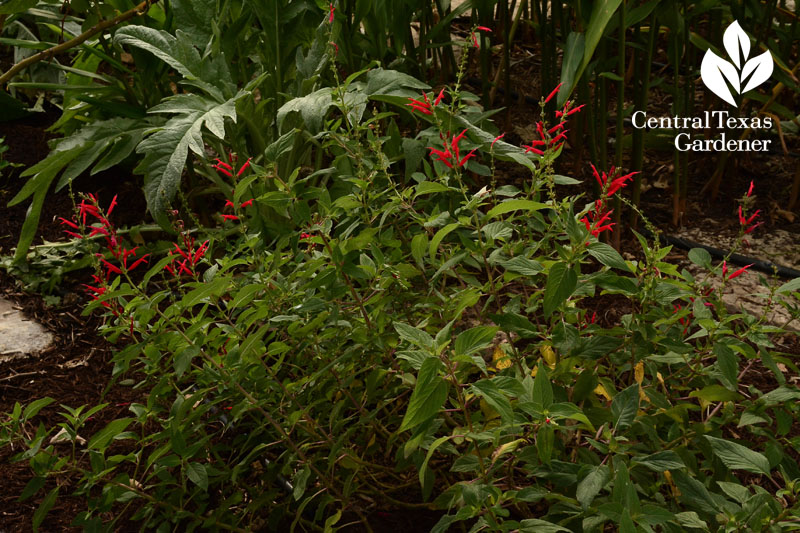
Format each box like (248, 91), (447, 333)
(643, 229), (800, 280)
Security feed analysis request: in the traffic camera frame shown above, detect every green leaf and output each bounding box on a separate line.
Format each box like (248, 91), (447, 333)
(588, 242), (631, 272)
(688, 247), (712, 268)
(399, 357), (448, 432)
(454, 326), (498, 357)
(419, 436), (450, 487)
(548, 402), (594, 429)
(689, 385), (742, 402)
(114, 26), (233, 98)
(558, 31), (585, 108)
(558, 0), (624, 106)
(714, 343), (738, 390)
(394, 323), (435, 350)
(537, 424), (554, 464)
(410, 233), (428, 265)
(22, 397), (55, 421)
(136, 93), (242, 229)
(705, 436), (771, 475)
(88, 418), (134, 451)
(532, 362), (553, 410)
(471, 379), (514, 423)
(415, 182), (450, 197)
(32, 487), (59, 533)
(485, 199), (548, 219)
(519, 519), (570, 532)
(185, 462), (208, 490)
(181, 278), (230, 307)
(429, 223), (459, 259)
(611, 385), (639, 431)
(18, 476), (46, 502)
(634, 450), (686, 471)
(577, 465), (610, 508)
(0, 0), (37, 14)
(776, 276), (800, 294)
(366, 68), (429, 97)
(674, 511), (708, 529)
(277, 87), (334, 132)
(499, 256), (544, 276)
(543, 262), (577, 317)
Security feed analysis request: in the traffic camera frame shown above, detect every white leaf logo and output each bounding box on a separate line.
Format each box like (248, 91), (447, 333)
(701, 20), (773, 107)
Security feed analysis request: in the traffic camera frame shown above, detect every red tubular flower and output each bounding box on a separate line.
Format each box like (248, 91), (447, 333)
(565, 104), (585, 117)
(407, 93), (432, 115)
(221, 214), (239, 221)
(240, 199), (253, 208)
(728, 264), (753, 280)
(747, 180), (754, 197)
(491, 133), (505, 148)
(722, 260), (728, 278)
(225, 200), (235, 209)
(59, 217), (79, 230)
(98, 258), (122, 275)
(213, 164), (233, 177)
(107, 195), (118, 216)
(544, 82), (563, 104)
(128, 255), (149, 271)
(476, 26), (492, 32)
(215, 158), (232, 171)
(328, 3), (335, 23)
(429, 129), (476, 169)
(63, 230), (83, 239)
(237, 158), (252, 177)
(434, 87), (446, 106)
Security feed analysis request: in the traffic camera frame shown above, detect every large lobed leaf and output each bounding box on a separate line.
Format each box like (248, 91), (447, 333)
(136, 93), (244, 229)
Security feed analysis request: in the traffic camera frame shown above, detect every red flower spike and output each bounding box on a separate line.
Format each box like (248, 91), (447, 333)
(744, 222), (762, 234)
(524, 146), (544, 155)
(213, 164), (233, 177)
(544, 82), (563, 104)
(328, 2), (334, 23)
(128, 255), (149, 271)
(99, 258), (122, 275)
(214, 159), (233, 171)
(728, 264), (753, 280)
(434, 87), (446, 106)
(107, 195), (118, 217)
(59, 217), (79, 229)
(237, 158), (252, 177)
(565, 104), (585, 117)
(491, 133), (505, 148)
(240, 199), (253, 208)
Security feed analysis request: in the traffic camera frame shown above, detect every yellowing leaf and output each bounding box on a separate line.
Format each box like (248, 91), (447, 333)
(530, 364), (538, 377)
(664, 470), (681, 498)
(656, 372), (665, 386)
(634, 361), (644, 385)
(594, 384), (611, 401)
(492, 344), (512, 370)
(539, 345), (557, 369)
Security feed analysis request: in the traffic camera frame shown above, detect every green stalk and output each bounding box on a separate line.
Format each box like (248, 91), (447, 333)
(598, 38), (608, 173)
(612, 0), (626, 249)
(630, 12), (658, 224)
